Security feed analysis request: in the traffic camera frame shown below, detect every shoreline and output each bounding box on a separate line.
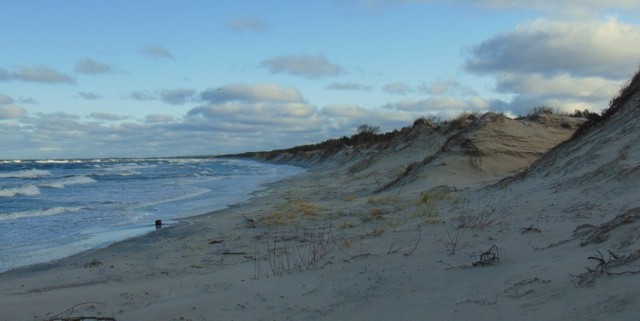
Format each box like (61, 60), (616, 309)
(0, 159), (305, 275)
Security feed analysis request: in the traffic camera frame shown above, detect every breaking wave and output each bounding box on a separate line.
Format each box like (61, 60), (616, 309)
(0, 206), (84, 221)
(0, 185), (41, 198)
(40, 176), (97, 188)
(0, 169), (52, 179)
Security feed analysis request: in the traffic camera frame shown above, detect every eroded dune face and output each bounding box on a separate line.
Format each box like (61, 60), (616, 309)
(261, 110), (586, 194)
(515, 71), (640, 188)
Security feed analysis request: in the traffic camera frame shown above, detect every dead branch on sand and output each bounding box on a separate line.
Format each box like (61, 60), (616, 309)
(403, 230), (422, 256)
(472, 244), (501, 267)
(520, 225), (542, 234)
(436, 225), (466, 255)
(254, 231), (332, 278)
(386, 242), (402, 254)
(570, 249), (640, 287)
(457, 190), (517, 229)
(445, 244), (503, 270)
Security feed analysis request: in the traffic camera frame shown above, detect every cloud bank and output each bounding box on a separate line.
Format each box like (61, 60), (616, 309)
(464, 17), (640, 114)
(0, 93), (26, 119)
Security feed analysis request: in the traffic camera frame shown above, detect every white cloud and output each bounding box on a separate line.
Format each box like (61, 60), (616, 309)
(140, 45), (175, 59)
(383, 96), (494, 119)
(0, 93), (26, 119)
(0, 67), (8, 81)
(321, 104), (374, 118)
(125, 88), (197, 105)
(188, 102), (317, 127)
(127, 91), (156, 101)
(159, 89), (196, 105)
(464, 16), (640, 115)
(229, 18), (268, 32)
(189, 83), (320, 138)
(78, 92), (102, 100)
(75, 58), (113, 75)
(0, 93), (14, 105)
(464, 0), (640, 15)
(491, 95), (606, 116)
(382, 82), (413, 95)
(421, 79), (478, 96)
(89, 113), (128, 121)
(201, 83), (304, 104)
(320, 103), (417, 134)
(325, 82), (371, 91)
(18, 96), (38, 104)
(2, 65), (74, 84)
(0, 105), (26, 119)
(261, 54), (343, 78)
(495, 73), (619, 99)
(145, 114), (174, 123)
(465, 17), (640, 80)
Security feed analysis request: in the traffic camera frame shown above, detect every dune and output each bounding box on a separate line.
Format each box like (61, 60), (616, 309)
(1, 71), (639, 321)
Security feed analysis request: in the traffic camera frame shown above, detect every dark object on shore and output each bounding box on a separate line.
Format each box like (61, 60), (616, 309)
(84, 259), (103, 268)
(221, 251), (247, 255)
(472, 244), (500, 267)
(155, 220), (162, 229)
(245, 218), (256, 228)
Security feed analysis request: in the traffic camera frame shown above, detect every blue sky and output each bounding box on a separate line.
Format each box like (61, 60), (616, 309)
(1, 0), (639, 159)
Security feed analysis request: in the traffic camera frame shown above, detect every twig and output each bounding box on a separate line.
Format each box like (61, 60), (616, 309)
(387, 242), (402, 254)
(404, 230), (422, 256)
(437, 226), (465, 255)
(221, 251), (247, 255)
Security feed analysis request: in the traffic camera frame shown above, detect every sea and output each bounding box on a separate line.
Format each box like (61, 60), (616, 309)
(0, 157), (304, 273)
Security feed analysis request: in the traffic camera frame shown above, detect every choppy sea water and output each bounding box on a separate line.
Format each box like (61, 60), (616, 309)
(0, 157), (303, 272)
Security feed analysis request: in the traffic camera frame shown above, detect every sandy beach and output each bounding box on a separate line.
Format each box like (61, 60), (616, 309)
(2, 75), (640, 320)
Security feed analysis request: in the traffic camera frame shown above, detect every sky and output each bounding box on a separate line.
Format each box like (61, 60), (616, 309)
(1, 0), (639, 159)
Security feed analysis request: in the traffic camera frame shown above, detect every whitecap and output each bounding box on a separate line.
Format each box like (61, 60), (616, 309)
(0, 206), (84, 221)
(39, 176), (97, 188)
(0, 169), (52, 179)
(0, 185), (41, 198)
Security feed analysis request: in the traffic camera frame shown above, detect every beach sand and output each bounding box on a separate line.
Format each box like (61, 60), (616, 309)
(2, 80), (640, 320)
